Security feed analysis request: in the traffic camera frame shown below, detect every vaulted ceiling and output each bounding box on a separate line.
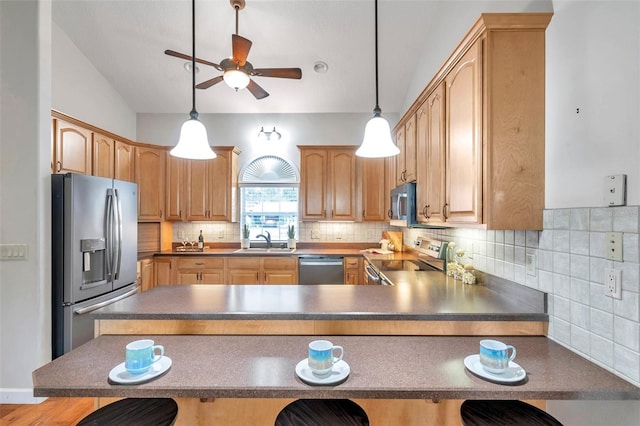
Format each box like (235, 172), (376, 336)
(52, 0), (439, 115)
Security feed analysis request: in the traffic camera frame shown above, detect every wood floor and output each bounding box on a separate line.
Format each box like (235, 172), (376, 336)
(0, 398), (94, 426)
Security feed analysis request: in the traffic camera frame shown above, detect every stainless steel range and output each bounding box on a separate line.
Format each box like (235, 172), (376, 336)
(364, 237), (448, 285)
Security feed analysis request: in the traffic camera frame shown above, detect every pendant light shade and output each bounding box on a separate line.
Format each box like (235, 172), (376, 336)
(171, 0), (216, 160)
(356, 0), (399, 158)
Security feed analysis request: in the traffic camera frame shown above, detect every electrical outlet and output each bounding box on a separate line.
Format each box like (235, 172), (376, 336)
(336, 232), (343, 240)
(311, 229), (320, 240)
(604, 268), (622, 299)
(526, 254), (536, 276)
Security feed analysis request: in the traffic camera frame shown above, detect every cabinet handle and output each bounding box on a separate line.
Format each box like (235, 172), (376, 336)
(442, 203), (449, 220)
(256, 272), (259, 282)
(264, 272), (267, 282)
(195, 262), (204, 266)
(331, 209), (334, 218)
(179, 209), (182, 218)
(423, 205), (430, 219)
(362, 209), (366, 218)
(387, 209), (392, 219)
(56, 161), (62, 172)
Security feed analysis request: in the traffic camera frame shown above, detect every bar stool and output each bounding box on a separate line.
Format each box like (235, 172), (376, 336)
(275, 399), (369, 426)
(77, 398), (178, 426)
(460, 400), (563, 426)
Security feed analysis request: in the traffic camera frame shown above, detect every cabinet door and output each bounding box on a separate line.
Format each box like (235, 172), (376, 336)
(114, 140), (135, 182)
(300, 149), (328, 220)
(139, 259), (154, 292)
(264, 271), (297, 285)
(154, 257), (175, 286)
(445, 42), (482, 225)
(394, 126), (406, 186)
(228, 270), (260, 284)
(201, 271), (225, 284)
(361, 157), (387, 221)
(417, 84), (446, 225)
(136, 146), (166, 222)
(404, 115), (417, 182)
(166, 154), (186, 221)
(92, 133), (114, 178)
(186, 159), (209, 221)
(53, 119), (92, 175)
(208, 150), (232, 221)
(177, 271), (200, 285)
(328, 149), (357, 221)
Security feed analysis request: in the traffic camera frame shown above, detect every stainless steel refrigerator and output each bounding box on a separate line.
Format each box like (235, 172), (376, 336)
(51, 173), (139, 358)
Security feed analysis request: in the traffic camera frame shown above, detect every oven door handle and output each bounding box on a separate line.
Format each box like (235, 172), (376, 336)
(364, 265), (380, 284)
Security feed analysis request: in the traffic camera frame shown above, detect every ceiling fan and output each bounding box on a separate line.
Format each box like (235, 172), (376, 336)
(165, 0), (302, 100)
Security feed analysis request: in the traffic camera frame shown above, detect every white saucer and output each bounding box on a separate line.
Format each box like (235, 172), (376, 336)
(464, 354), (526, 383)
(295, 359), (350, 385)
(108, 356), (172, 384)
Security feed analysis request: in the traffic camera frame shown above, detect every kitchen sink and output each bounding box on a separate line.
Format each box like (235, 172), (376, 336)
(233, 248), (296, 254)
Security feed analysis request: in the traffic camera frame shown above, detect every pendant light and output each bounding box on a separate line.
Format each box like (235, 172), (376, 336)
(356, 0), (399, 158)
(171, 0), (216, 160)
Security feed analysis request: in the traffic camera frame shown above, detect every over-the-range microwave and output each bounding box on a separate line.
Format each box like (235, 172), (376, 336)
(389, 182), (417, 227)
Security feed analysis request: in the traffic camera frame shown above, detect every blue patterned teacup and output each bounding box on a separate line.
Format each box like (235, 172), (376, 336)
(479, 339), (516, 374)
(308, 340), (344, 378)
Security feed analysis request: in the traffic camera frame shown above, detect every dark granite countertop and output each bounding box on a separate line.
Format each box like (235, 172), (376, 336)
(92, 273), (547, 322)
(33, 335), (640, 400)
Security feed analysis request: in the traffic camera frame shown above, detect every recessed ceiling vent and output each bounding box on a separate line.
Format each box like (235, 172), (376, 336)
(240, 155), (298, 183)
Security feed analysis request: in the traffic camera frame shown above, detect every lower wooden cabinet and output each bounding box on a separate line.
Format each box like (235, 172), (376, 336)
(137, 258), (154, 292)
(154, 257), (176, 286)
(344, 257), (363, 285)
(226, 257), (298, 285)
(176, 257), (224, 285)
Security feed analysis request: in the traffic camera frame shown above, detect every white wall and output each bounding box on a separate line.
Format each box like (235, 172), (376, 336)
(52, 22), (137, 140)
(0, 0), (51, 403)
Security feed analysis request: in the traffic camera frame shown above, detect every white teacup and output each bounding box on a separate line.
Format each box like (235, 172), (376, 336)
(479, 339), (516, 374)
(308, 340), (344, 378)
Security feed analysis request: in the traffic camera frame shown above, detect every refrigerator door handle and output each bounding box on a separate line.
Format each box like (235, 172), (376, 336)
(105, 189), (114, 277)
(73, 286), (139, 315)
(114, 188), (123, 280)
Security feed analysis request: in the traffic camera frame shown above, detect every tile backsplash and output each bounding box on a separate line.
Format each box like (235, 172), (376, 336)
(405, 207), (640, 387)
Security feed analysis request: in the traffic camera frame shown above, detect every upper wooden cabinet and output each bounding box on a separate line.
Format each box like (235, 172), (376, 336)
(299, 146), (357, 221)
(359, 157), (389, 222)
(404, 13), (551, 230)
(393, 115), (417, 186)
(135, 145), (166, 222)
(165, 154), (187, 221)
(416, 83), (446, 225)
(184, 147), (240, 222)
(52, 118), (92, 175)
(93, 132), (135, 182)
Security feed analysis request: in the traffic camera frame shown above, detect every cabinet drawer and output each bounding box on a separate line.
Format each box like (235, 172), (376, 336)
(344, 257), (360, 269)
(177, 257), (224, 269)
(263, 257), (297, 270)
(226, 257), (261, 269)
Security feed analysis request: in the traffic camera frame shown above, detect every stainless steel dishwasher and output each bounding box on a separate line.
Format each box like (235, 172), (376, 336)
(298, 256), (344, 284)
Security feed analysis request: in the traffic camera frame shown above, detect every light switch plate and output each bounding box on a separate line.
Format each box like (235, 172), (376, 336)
(0, 244), (28, 260)
(604, 174), (626, 206)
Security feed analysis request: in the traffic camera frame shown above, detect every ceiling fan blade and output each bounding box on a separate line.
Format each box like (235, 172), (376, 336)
(246, 79), (269, 99)
(164, 49), (222, 71)
(195, 75), (224, 89)
(232, 34), (252, 66)
(252, 68), (302, 79)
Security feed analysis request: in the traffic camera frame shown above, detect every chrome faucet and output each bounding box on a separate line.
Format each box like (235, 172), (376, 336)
(256, 230), (272, 249)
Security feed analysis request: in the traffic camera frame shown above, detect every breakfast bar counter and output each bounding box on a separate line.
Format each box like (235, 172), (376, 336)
(33, 335), (640, 425)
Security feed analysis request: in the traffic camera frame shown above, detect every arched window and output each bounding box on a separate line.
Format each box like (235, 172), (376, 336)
(239, 155), (299, 242)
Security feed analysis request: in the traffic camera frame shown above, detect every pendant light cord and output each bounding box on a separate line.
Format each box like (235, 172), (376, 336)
(190, 0), (198, 119)
(373, 0), (381, 116)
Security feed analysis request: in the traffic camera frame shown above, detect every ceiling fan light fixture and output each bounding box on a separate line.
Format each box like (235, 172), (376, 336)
(171, 0), (216, 160)
(224, 69), (250, 90)
(356, 0), (398, 159)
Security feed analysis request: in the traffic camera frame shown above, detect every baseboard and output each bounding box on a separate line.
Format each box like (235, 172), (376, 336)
(0, 388), (47, 404)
